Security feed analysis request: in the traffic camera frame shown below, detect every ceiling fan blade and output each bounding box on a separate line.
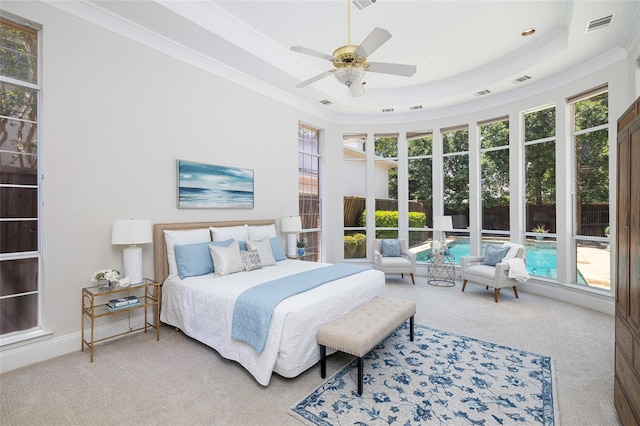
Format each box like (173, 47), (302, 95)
(349, 81), (365, 97)
(295, 70), (334, 88)
(290, 46), (337, 62)
(367, 62), (417, 77)
(353, 27), (392, 58)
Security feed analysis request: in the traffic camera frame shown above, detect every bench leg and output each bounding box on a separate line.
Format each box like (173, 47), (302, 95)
(320, 345), (326, 378)
(357, 357), (363, 395)
(410, 315), (414, 341)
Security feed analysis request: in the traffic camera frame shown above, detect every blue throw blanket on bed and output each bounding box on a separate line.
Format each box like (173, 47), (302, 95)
(231, 263), (369, 353)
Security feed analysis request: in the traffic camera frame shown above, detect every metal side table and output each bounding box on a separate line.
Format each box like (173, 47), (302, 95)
(426, 253), (456, 287)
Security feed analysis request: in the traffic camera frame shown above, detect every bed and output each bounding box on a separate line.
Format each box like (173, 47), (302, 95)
(153, 220), (386, 386)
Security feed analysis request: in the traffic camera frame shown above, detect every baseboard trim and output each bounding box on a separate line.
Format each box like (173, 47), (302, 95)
(0, 313), (147, 373)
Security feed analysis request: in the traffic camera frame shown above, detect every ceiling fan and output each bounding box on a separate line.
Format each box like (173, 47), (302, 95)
(290, 2), (417, 97)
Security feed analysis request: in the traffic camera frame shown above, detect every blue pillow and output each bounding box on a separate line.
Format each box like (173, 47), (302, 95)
(212, 239), (246, 251)
(269, 237), (286, 261)
(482, 244), (510, 266)
(381, 239), (401, 257)
(174, 241), (214, 279)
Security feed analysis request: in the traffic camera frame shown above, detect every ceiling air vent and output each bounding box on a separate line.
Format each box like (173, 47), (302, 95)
(475, 89), (491, 96)
(352, 0), (377, 11)
(513, 75), (532, 84)
(319, 99), (333, 105)
(410, 105), (423, 111)
(586, 15), (613, 33)
(382, 108), (395, 113)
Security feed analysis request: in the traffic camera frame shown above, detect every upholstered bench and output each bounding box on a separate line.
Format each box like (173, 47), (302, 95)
(317, 297), (416, 395)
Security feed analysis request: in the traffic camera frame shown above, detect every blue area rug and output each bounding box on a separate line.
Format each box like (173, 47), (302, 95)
(291, 323), (555, 425)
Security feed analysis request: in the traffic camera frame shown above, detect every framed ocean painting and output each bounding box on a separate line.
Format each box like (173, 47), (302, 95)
(177, 160), (254, 209)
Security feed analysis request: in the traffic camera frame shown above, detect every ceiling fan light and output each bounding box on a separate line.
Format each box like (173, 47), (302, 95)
(334, 66), (366, 86)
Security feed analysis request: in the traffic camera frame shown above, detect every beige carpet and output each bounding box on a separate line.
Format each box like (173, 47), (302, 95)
(0, 277), (619, 425)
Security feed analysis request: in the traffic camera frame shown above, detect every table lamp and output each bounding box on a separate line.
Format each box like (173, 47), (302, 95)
(111, 219), (152, 284)
(280, 216), (302, 258)
(433, 216), (454, 250)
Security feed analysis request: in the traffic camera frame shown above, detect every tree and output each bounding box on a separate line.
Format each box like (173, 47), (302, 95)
(442, 128), (469, 212)
(480, 121), (510, 208)
(408, 136), (432, 203)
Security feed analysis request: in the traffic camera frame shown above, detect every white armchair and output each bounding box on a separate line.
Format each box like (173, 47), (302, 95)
(373, 239), (416, 285)
(461, 243), (526, 302)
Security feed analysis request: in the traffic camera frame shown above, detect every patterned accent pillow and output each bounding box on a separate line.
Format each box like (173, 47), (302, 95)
(208, 240), (244, 276)
(381, 239), (401, 257)
(241, 249), (262, 272)
(482, 244), (510, 266)
(246, 238), (277, 266)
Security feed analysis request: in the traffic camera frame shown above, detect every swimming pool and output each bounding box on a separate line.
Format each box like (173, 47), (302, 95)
(415, 241), (558, 279)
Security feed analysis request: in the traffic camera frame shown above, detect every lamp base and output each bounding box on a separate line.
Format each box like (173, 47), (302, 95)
(286, 233), (297, 258)
(122, 246), (143, 284)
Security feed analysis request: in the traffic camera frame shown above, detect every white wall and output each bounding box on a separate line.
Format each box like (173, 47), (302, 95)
(0, 1), (331, 371)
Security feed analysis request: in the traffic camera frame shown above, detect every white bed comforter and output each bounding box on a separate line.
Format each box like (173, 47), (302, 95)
(160, 260), (385, 385)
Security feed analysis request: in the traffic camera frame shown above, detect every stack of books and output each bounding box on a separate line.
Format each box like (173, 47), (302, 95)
(105, 295), (140, 311)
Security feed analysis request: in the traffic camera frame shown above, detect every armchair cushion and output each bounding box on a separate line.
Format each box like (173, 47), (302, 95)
(482, 244), (510, 266)
(381, 239), (401, 257)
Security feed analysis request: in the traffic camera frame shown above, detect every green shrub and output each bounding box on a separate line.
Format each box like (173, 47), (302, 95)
(344, 235), (357, 258)
(359, 210), (427, 245)
(353, 233), (367, 258)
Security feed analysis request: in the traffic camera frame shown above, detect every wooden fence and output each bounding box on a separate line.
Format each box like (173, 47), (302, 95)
(341, 196), (610, 237)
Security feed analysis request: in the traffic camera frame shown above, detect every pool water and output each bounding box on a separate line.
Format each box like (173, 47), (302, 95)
(416, 242), (558, 279)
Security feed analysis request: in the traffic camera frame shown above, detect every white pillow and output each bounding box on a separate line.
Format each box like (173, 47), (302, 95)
(210, 225), (248, 242)
(246, 238), (276, 267)
(164, 229), (211, 277)
(248, 224), (277, 241)
(502, 242), (525, 260)
(209, 240), (245, 276)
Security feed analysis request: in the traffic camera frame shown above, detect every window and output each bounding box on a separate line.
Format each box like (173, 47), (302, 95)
(407, 131), (432, 254)
(441, 126), (469, 264)
(374, 133), (398, 239)
(442, 126), (469, 228)
(0, 18), (40, 336)
(297, 123), (321, 261)
(343, 133), (367, 259)
(480, 117), (510, 249)
(570, 88), (609, 290)
(524, 105), (557, 279)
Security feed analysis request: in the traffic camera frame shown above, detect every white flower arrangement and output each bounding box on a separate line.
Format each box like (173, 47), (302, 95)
(92, 269), (121, 282)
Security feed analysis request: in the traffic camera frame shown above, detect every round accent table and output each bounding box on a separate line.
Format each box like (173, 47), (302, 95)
(426, 253), (456, 287)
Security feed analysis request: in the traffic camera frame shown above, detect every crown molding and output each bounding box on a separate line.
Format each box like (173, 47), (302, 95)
(43, 0), (337, 122)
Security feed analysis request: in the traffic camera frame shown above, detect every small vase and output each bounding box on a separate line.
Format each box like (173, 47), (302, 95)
(98, 280), (110, 291)
(297, 248), (305, 257)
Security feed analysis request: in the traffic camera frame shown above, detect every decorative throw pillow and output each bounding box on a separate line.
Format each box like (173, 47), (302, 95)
(174, 241), (214, 279)
(241, 249), (262, 272)
(269, 237), (287, 261)
(248, 224), (277, 241)
(246, 238), (277, 266)
(164, 229), (211, 277)
(210, 225), (248, 243)
(210, 238), (246, 251)
(483, 244), (510, 266)
(381, 239), (401, 257)
(208, 240), (244, 276)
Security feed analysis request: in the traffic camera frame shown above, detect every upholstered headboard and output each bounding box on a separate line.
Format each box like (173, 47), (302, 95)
(153, 219), (276, 283)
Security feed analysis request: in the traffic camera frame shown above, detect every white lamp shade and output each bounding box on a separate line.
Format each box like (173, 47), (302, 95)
(112, 219), (152, 245)
(433, 216), (454, 231)
(280, 216), (302, 233)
